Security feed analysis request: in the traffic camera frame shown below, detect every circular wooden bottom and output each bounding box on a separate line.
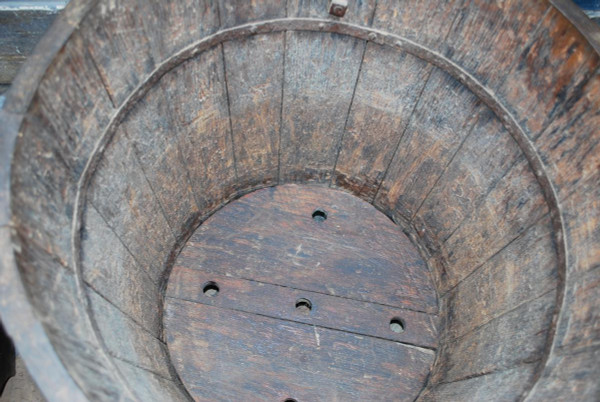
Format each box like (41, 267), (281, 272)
(165, 184), (439, 401)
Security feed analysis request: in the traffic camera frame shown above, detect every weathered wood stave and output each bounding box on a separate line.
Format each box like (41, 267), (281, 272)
(0, 0), (597, 401)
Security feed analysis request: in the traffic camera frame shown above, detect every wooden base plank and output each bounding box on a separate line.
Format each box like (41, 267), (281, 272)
(165, 184), (439, 400)
(166, 300), (434, 402)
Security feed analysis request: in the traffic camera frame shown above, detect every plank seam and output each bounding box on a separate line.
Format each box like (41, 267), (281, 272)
(328, 0), (379, 187)
(85, 281), (164, 342)
(65, 19), (568, 402)
(328, 39), (368, 187)
(171, 267), (438, 315)
(370, 64), (435, 204)
(220, 43), (239, 182)
(437, 154), (525, 246)
(439, 211), (551, 299)
(89, 202), (160, 287)
(410, 106), (481, 221)
(276, 25), (287, 184)
(125, 130), (178, 238)
(165, 296), (437, 353)
(439, 287), (557, 345)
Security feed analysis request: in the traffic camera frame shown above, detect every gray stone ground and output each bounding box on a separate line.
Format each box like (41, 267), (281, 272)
(0, 356), (44, 402)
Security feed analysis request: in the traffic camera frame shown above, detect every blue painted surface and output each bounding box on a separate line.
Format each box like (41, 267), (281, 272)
(574, 0), (600, 10)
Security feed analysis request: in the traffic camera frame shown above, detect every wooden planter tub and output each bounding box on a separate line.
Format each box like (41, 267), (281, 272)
(0, 0), (598, 401)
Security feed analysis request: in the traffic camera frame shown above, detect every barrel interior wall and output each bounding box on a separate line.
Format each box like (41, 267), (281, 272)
(3, 0), (599, 401)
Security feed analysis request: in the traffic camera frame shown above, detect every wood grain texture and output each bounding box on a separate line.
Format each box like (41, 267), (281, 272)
(113, 358), (190, 402)
(279, 31), (365, 183)
(119, 85), (200, 236)
(167, 269), (439, 348)
(223, 33), (284, 188)
(555, 267), (600, 353)
(438, 159), (549, 293)
(374, 68), (482, 219)
(441, 216), (558, 342)
(159, 47), (237, 212)
(42, 327), (125, 402)
(166, 299), (434, 402)
(81, 0), (159, 106)
(217, 0), (285, 28)
(372, 0), (463, 50)
(3, 1), (599, 399)
(552, 173), (600, 353)
(13, 234), (96, 347)
(419, 363), (538, 402)
(527, 347), (600, 401)
(560, 170), (600, 279)
(0, 10), (59, 84)
(87, 289), (171, 378)
(533, 70), (600, 200)
(176, 184), (438, 313)
(10, 113), (77, 267)
(165, 184), (438, 400)
(10, 232), (125, 401)
(0, 109), (20, 226)
(87, 126), (175, 285)
(494, 8), (600, 139)
(413, 111), (522, 254)
(81, 205), (162, 336)
(442, 0), (551, 90)
(137, 0), (220, 60)
(333, 43), (431, 200)
(35, 30), (116, 177)
(430, 291), (556, 385)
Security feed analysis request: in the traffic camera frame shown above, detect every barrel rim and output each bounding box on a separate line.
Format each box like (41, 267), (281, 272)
(0, 1), (597, 401)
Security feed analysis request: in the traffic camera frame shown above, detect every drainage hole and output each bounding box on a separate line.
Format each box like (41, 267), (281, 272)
(284, 399), (297, 402)
(390, 318), (405, 333)
(202, 281), (219, 297)
(312, 209), (327, 222)
(295, 298), (312, 313)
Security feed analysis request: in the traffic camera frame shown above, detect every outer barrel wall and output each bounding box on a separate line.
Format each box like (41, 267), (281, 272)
(0, 1), (598, 401)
